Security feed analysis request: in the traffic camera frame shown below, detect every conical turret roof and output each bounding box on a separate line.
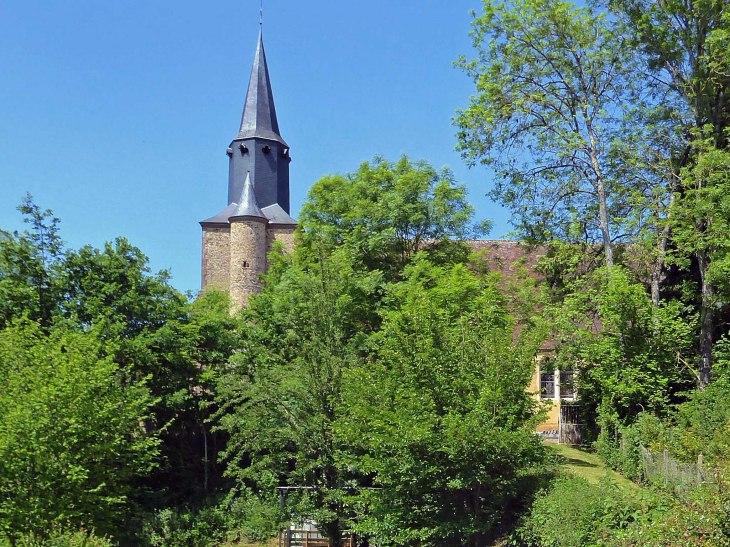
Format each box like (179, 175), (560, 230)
(235, 29), (288, 146)
(230, 171), (267, 221)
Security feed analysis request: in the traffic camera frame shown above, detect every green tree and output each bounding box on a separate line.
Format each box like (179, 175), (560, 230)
(1, 198), (241, 528)
(0, 195), (63, 328)
(671, 144), (730, 387)
(214, 251), (379, 547)
(0, 320), (160, 541)
(338, 259), (547, 547)
(300, 155), (485, 279)
(552, 267), (697, 427)
(606, 0), (730, 385)
(455, 0), (638, 268)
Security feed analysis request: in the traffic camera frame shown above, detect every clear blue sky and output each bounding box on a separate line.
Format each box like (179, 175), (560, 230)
(0, 0), (511, 294)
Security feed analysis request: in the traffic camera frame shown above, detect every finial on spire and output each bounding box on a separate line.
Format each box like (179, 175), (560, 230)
(260, 0), (263, 27)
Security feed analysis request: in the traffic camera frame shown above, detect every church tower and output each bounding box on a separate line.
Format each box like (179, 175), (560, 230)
(228, 29), (291, 214)
(200, 28), (297, 311)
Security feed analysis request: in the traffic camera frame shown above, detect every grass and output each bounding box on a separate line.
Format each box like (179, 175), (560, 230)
(548, 443), (639, 491)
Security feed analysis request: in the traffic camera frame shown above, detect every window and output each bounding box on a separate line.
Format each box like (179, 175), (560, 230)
(560, 370), (576, 398)
(540, 371), (555, 398)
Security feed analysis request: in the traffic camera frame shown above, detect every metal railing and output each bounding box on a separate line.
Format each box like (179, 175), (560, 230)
(279, 530), (355, 547)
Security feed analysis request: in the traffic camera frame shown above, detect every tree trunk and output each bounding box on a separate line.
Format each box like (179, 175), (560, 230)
(651, 210), (673, 307)
(697, 249), (714, 389)
(325, 520), (342, 547)
(594, 176), (614, 268)
(473, 485), (486, 547)
(587, 132), (614, 268)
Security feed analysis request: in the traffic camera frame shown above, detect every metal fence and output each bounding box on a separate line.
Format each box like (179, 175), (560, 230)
(640, 445), (717, 490)
(279, 529), (355, 547)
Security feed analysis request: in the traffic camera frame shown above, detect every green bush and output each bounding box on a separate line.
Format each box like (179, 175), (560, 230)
(136, 494), (282, 547)
(601, 482), (730, 547)
(512, 475), (637, 547)
(514, 472), (730, 547)
(223, 494), (282, 543)
(596, 375), (730, 485)
(596, 409), (665, 483)
(0, 529), (114, 547)
(140, 507), (225, 547)
(666, 375), (730, 464)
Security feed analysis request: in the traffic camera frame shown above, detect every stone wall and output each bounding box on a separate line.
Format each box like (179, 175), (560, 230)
(265, 225), (296, 257)
(201, 225), (231, 290)
(229, 218), (267, 312)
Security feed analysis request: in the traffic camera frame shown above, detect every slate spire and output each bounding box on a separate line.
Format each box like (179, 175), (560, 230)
(230, 171), (266, 220)
(236, 29), (287, 146)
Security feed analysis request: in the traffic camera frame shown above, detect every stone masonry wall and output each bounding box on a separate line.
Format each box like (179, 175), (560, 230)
(229, 219), (267, 312)
(265, 225), (296, 257)
(201, 225), (231, 290)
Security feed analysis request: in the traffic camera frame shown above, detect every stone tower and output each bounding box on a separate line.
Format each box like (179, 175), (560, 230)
(200, 29), (296, 311)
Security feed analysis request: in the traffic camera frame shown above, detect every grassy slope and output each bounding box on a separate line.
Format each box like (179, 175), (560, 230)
(548, 443), (638, 491)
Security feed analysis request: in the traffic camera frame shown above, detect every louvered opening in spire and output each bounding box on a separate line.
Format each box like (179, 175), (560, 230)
(236, 29), (288, 146)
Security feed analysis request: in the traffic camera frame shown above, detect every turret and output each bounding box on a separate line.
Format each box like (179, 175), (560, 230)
(228, 172), (268, 311)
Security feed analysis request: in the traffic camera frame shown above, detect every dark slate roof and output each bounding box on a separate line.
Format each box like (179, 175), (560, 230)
(262, 203), (297, 225)
(200, 202), (237, 225)
(235, 30), (288, 146)
(230, 172), (267, 220)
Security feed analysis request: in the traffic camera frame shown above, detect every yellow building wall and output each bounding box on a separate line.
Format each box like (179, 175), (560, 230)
(531, 355), (572, 442)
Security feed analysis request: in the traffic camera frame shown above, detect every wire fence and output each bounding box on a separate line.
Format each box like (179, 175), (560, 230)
(640, 444), (717, 491)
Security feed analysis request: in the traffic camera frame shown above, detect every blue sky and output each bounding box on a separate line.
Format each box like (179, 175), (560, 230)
(0, 0), (510, 294)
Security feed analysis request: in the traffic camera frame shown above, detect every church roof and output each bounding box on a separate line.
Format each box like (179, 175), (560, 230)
(235, 29), (288, 147)
(200, 202), (237, 225)
(230, 172), (267, 220)
(261, 203), (297, 225)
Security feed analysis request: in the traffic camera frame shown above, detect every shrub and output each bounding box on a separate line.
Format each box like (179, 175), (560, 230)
(667, 375), (730, 464)
(601, 482), (730, 547)
(140, 507), (225, 547)
(595, 406), (667, 483)
(223, 494), (282, 543)
(0, 529), (114, 547)
(512, 475), (637, 547)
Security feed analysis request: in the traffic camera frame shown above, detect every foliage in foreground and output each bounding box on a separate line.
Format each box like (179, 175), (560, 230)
(339, 259), (547, 546)
(596, 371), (730, 484)
(0, 529), (114, 547)
(513, 473), (730, 547)
(0, 320), (159, 540)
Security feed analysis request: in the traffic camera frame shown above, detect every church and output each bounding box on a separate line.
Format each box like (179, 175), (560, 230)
(199, 29), (297, 312)
(199, 28), (581, 444)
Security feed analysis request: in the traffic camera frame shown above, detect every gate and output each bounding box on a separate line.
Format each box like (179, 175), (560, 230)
(559, 404), (583, 445)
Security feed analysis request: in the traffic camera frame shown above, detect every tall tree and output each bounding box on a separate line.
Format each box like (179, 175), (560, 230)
(338, 260), (547, 547)
(455, 0), (638, 268)
(215, 251), (379, 547)
(671, 144), (730, 387)
(607, 0), (730, 386)
(0, 194), (63, 328)
(0, 320), (160, 541)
